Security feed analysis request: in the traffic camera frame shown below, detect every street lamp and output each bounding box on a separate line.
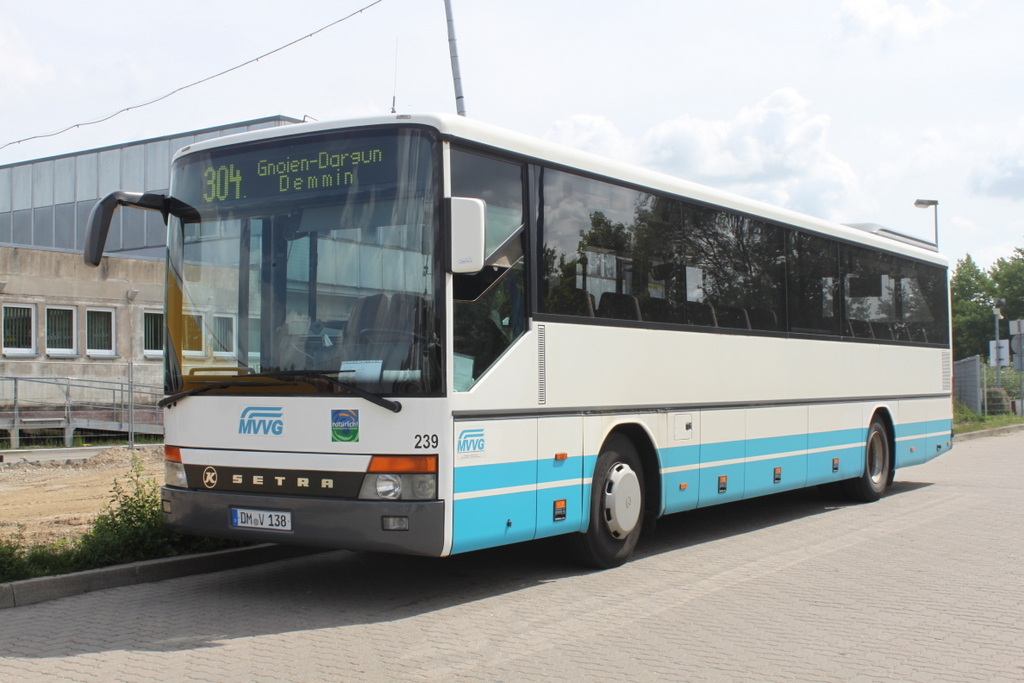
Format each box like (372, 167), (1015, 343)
(995, 298), (1006, 385)
(914, 199), (939, 249)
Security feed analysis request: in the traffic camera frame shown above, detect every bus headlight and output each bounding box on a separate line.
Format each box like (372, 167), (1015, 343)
(165, 460), (188, 489)
(407, 474), (437, 500)
(375, 474), (402, 500)
(358, 473), (437, 500)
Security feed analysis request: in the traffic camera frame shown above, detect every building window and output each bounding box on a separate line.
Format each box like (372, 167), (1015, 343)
(2, 304), (35, 355)
(143, 311), (164, 358)
(46, 307), (76, 354)
(86, 308), (115, 356)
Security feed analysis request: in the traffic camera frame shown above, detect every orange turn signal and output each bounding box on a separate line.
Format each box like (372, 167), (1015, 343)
(554, 452), (568, 461)
(165, 445), (182, 463)
(368, 455), (438, 473)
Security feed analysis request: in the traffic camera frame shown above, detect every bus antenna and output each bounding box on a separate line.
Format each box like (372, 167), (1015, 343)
(444, 0), (467, 116)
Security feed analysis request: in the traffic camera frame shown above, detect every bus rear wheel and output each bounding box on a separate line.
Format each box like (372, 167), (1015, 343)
(843, 418), (890, 502)
(571, 435), (645, 569)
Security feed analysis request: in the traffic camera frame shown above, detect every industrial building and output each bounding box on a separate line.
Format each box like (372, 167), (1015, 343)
(1, 116), (299, 446)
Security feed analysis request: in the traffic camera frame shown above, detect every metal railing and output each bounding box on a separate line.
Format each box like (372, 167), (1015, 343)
(0, 365), (163, 449)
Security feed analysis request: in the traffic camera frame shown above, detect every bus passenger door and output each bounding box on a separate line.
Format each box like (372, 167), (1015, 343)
(451, 419), (538, 554)
(535, 417), (585, 538)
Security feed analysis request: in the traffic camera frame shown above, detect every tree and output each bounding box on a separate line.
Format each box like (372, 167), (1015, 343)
(950, 255), (994, 360)
(989, 247), (1024, 336)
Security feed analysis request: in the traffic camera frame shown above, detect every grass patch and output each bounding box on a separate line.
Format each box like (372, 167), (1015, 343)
(0, 454), (245, 583)
(953, 401), (1024, 434)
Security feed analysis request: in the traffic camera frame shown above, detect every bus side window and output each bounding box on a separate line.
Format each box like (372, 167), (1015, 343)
(450, 149), (527, 391)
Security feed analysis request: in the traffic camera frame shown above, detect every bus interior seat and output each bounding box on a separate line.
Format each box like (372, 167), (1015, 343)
(640, 296), (674, 323)
(596, 292), (642, 321)
(345, 293), (390, 345)
(683, 301), (717, 327)
(715, 305), (751, 330)
(565, 288), (595, 317)
(383, 292), (428, 369)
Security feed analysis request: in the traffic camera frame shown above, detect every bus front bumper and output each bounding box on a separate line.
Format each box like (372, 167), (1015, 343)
(161, 486), (445, 556)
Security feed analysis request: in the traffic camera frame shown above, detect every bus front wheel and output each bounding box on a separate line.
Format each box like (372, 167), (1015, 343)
(571, 435), (645, 569)
(843, 418), (890, 502)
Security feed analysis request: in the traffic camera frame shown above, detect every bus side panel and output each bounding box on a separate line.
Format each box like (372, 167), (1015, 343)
(451, 419), (538, 554)
(895, 400), (930, 468)
(926, 397), (954, 462)
(807, 404), (865, 485)
(742, 406), (808, 499)
(661, 412), (700, 515)
(697, 409), (746, 508)
(535, 417), (585, 539)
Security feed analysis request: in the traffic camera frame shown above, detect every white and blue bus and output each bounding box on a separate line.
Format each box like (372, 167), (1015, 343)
(85, 114), (953, 567)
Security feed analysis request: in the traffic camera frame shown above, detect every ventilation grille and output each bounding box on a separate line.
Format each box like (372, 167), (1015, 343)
(538, 325), (546, 405)
(942, 350), (952, 392)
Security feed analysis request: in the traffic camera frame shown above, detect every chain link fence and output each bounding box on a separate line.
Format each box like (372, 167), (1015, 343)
(954, 354), (1024, 416)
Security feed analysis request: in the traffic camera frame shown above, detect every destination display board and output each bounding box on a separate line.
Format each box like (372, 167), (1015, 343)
(170, 128), (434, 212)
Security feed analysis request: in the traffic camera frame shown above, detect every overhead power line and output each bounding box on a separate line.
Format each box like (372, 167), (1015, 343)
(0, 0), (384, 154)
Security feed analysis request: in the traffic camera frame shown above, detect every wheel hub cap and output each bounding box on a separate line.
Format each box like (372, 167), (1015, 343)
(603, 463), (641, 538)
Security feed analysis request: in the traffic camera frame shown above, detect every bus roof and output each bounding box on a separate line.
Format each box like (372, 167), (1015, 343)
(174, 113), (947, 267)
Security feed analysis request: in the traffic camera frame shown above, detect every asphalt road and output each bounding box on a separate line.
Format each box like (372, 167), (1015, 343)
(1, 431), (1022, 682)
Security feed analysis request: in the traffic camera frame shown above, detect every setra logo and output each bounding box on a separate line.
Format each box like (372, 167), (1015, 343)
(457, 428), (485, 454)
(238, 406), (284, 436)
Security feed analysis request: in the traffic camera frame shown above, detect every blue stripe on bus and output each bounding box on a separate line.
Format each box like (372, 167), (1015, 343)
(895, 419), (951, 438)
(746, 432), (808, 458)
(450, 418), (954, 551)
(538, 455), (584, 484)
(451, 490), (536, 555)
(454, 460), (536, 494)
(808, 427), (867, 451)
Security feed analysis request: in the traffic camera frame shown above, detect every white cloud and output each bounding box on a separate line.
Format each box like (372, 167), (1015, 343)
(970, 157), (1024, 201)
(545, 114), (637, 162)
(548, 89), (867, 222)
(839, 0), (957, 41)
(0, 18), (54, 93)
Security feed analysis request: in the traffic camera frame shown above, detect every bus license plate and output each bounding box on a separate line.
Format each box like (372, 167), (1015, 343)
(231, 508), (292, 531)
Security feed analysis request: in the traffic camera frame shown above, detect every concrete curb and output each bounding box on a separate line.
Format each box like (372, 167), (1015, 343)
(953, 422), (1024, 442)
(0, 543), (323, 610)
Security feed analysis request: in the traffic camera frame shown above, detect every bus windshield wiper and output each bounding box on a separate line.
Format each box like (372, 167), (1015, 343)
(158, 380), (298, 409)
(158, 371), (402, 413)
(243, 370), (403, 413)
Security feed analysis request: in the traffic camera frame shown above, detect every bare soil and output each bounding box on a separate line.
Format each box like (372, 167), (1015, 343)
(0, 446), (164, 546)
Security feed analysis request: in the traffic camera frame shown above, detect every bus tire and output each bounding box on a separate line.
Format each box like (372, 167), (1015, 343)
(843, 418), (890, 502)
(571, 435), (645, 569)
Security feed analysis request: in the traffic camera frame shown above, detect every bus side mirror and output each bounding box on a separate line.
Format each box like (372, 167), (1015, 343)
(449, 197), (486, 274)
(84, 191), (168, 267)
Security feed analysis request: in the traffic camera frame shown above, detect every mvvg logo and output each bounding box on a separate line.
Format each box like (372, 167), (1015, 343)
(238, 406), (284, 436)
(457, 428), (485, 453)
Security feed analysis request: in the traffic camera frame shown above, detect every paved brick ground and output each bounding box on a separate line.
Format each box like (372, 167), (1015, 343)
(2, 432), (1023, 682)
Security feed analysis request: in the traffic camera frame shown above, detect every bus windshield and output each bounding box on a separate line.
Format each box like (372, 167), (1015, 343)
(165, 127), (442, 398)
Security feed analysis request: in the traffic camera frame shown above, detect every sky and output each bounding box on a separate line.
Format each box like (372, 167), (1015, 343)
(2, 0), (1022, 270)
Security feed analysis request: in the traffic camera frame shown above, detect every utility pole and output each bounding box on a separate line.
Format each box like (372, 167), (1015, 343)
(444, 0), (467, 116)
